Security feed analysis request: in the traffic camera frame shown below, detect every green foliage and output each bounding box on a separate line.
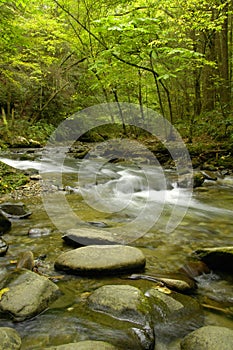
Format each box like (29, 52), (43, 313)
(0, 119), (55, 145)
(0, 0), (232, 145)
(0, 163), (29, 194)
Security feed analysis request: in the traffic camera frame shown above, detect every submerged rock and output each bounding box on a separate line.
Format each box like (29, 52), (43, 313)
(193, 172), (205, 188)
(201, 170), (218, 181)
(126, 273), (197, 293)
(62, 228), (119, 247)
(45, 341), (120, 349)
(179, 261), (210, 278)
(88, 284), (152, 325)
(28, 227), (51, 238)
(0, 327), (21, 350)
(16, 251), (35, 270)
(0, 202), (31, 219)
(0, 211), (11, 235)
(194, 246), (233, 273)
(0, 269), (60, 321)
(146, 288), (204, 340)
(180, 325), (233, 350)
(88, 221), (109, 228)
(0, 237), (8, 256)
(88, 284), (155, 349)
(54, 245), (146, 275)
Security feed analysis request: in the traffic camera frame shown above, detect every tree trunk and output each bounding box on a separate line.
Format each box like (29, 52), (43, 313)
(216, 3), (231, 117)
(202, 30), (216, 112)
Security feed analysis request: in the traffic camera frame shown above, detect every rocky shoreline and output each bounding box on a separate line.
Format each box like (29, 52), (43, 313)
(1, 139), (233, 199)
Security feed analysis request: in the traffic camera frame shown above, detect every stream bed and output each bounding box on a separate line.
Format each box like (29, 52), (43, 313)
(0, 147), (233, 349)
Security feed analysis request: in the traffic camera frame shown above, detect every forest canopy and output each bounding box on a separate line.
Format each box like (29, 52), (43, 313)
(0, 0), (233, 144)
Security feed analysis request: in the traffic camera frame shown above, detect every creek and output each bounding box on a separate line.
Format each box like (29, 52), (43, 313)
(0, 147), (233, 349)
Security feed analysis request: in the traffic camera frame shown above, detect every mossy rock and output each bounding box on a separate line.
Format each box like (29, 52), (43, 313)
(0, 327), (21, 350)
(88, 284), (152, 325)
(181, 325), (233, 350)
(194, 246), (233, 273)
(0, 163), (29, 194)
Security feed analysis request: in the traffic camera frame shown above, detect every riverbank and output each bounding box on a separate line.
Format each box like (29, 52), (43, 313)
(0, 137), (232, 197)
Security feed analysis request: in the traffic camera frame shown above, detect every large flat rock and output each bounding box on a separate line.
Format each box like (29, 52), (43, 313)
(54, 245), (146, 275)
(62, 228), (120, 247)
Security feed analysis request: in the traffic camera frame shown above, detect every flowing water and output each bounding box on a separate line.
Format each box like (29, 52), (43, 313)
(0, 148), (233, 348)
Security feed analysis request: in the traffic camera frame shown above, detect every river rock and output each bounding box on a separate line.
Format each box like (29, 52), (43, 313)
(88, 284), (152, 325)
(29, 174), (42, 181)
(0, 237), (8, 256)
(16, 251), (35, 270)
(88, 284), (155, 349)
(54, 245), (146, 275)
(0, 269), (60, 321)
(127, 273), (197, 293)
(179, 261), (210, 278)
(180, 325), (233, 350)
(28, 227), (51, 238)
(0, 327), (21, 350)
(146, 288), (204, 340)
(194, 246), (233, 273)
(0, 211), (11, 235)
(11, 136), (41, 148)
(201, 170), (218, 181)
(0, 202), (32, 219)
(45, 340), (120, 349)
(88, 221), (109, 228)
(62, 228), (119, 247)
(193, 172), (205, 188)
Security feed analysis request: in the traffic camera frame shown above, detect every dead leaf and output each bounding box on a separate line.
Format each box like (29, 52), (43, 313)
(0, 288), (9, 300)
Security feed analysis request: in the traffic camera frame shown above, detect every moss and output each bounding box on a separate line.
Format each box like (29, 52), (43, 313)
(0, 163), (29, 194)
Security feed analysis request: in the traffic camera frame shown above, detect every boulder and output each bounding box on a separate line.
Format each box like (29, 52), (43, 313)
(0, 202), (31, 219)
(88, 284), (152, 325)
(54, 245), (146, 275)
(87, 284), (155, 349)
(19, 311), (153, 350)
(45, 340), (119, 350)
(0, 211), (11, 235)
(62, 228), (119, 247)
(0, 237), (8, 256)
(0, 327), (21, 350)
(146, 288), (204, 339)
(0, 269), (60, 321)
(194, 246), (233, 273)
(180, 325), (233, 350)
